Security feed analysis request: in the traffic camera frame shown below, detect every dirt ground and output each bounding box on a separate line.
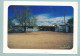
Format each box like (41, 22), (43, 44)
(8, 31), (73, 49)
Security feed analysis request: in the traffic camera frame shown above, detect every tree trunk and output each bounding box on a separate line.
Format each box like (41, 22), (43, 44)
(24, 26), (26, 32)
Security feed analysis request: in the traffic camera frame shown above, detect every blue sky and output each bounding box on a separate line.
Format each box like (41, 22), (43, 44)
(8, 5), (73, 26)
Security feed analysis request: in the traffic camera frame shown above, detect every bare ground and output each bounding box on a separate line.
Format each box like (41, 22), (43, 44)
(8, 31), (73, 49)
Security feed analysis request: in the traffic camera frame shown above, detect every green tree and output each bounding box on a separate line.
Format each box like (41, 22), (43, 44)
(8, 17), (15, 32)
(8, 17), (14, 29)
(67, 18), (73, 25)
(31, 16), (38, 27)
(67, 17), (73, 33)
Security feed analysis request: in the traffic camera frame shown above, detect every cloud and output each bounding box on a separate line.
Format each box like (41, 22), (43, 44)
(12, 19), (19, 25)
(35, 14), (72, 26)
(12, 14), (72, 26)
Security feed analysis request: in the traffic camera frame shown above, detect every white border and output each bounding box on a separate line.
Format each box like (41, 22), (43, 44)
(3, 1), (78, 54)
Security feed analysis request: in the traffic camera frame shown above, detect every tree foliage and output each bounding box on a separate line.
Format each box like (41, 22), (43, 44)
(67, 17), (73, 33)
(12, 6), (32, 26)
(31, 16), (38, 27)
(11, 6), (38, 32)
(67, 17), (73, 25)
(8, 17), (14, 29)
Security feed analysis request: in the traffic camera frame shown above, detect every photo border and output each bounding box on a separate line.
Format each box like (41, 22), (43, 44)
(3, 1), (78, 54)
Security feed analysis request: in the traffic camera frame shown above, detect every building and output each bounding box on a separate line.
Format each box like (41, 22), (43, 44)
(55, 24), (73, 33)
(13, 25), (55, 32)
(38, 26), (55, 31)
(11, 24), (73, 33)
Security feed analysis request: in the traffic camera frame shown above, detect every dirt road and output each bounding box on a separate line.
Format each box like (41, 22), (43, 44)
(8, 31), (73, 49)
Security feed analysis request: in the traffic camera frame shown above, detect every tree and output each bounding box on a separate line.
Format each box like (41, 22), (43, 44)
(8, 17), (14, 29)
(8, 17), (14, 32)
(67, 18), (73, 25)
(67, 17), (73, 33)
(11, 6), (35, 32)
(31, 16), (38, 27)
